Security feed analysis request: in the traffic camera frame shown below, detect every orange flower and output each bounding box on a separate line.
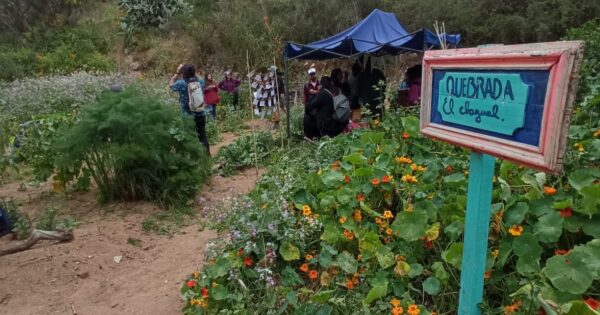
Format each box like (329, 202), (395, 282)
(343, 229), (355, 240)
(407, 304), (420, 315)
(375, 217), (383, 225)
(555, 249), (570, 256)
(504, 302), (520, 314)
(383, 210), (394, 219)
(484, 271), (491, 279)
(299, 263), (309, 273)
(339, 216), (347, 224)
(308, 270), (318, 281)
(344, 175), (351, 183)
(543, 186), (557, 195)
(395, 156), (413, 164)
(302, 205), (312, 216)
(346, 278), (354, 289)
(401, 174), (418, 183)
(559, 207), (572, 217)
(244, 256), (253, 266)
(193, 271), (200, 279)
(372, 178), (381, 186)
(386, 228), (393, 235)
(390, 298), (401, 308)
(508, 225), (524, 236)
(392, 307), (404, 315)
(445, 165), (454, 173)
(382, 175), (393, 183)
(237, 248), (245, 257)
(331, 160), (341, 170)
(402, 132), (410, 139)
(357, 194), (365, 202)
(353, 209), (362, 222)
(305, 254), (314, 260)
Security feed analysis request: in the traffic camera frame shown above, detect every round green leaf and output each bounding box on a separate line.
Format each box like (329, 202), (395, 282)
(544, 249), (594, 295)
(279, 241), (300, 261)
(534, 211), (564, 243)
(423, 277), (441, 295)
(391, 211), (428, 242)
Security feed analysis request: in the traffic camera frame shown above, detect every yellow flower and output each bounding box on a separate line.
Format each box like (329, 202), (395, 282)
(410, 164), (427, 172)
(383, 210), (394, 219)
(508, 225), (524, 236)
(405, 205), (414, 212)
(574, 142), (585, 152)
(211, 282), (218, 288)
(193, 271), (200, 279)
(339, 216), (347, 224)
(261, 203), (268, 209)
(401, 174), (418, 183)
(386, 228), (393, 235)
(491, 249), (499, 258)
(375, 217), (383, 225)
(594, 129), (600, 137)
(425, 223), (440, 241)
(395, 156), (413, 164)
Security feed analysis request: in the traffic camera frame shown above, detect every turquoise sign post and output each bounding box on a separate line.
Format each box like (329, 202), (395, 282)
(420, 42), (585, 315)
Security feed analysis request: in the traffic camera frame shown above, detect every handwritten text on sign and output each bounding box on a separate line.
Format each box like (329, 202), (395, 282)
(437, 72), (530, 136)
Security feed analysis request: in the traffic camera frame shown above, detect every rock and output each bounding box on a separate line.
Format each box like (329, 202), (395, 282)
(77, 271), (89, 279)
(110, 84), (123, 92)
(113, 255), (123, 264)
(128, 62), (141, 71)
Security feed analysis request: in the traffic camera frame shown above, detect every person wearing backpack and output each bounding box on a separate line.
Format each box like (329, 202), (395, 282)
(313, 76), (346, 138)
(168, 64), (210, 155)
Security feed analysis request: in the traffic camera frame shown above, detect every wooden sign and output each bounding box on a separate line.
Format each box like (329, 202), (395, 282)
(419, 41), (584, 315)
(421, 41), (585, 174)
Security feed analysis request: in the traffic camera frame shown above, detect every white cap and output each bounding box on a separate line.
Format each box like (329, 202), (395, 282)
(308, 68), (316, 75)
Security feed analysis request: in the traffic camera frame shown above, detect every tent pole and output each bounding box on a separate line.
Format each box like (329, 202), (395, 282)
(284, 56), (291, 140)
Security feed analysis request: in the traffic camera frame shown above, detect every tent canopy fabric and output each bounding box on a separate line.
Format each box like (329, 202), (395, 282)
(284, 9), (461, 60)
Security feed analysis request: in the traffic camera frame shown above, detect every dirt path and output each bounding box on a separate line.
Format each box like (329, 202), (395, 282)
(0, 129), (266, 314)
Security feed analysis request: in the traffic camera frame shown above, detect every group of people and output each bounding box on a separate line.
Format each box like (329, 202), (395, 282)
(168, 64), (241, 155)
(302, 59), (386, 140)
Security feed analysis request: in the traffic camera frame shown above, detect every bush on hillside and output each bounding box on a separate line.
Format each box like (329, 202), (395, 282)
(55, 87), (211, 207)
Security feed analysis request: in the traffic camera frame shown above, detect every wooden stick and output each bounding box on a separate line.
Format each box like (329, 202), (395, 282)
(246, 50), (260, 179)
(0, 229), (74, 256)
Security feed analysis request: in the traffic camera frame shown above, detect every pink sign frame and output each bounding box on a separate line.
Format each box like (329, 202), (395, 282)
(420, 41), (584, 174)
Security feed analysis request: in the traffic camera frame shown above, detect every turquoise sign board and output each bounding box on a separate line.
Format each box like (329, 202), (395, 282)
(437, 72), (530, 136)
(430, 69), (549, 147)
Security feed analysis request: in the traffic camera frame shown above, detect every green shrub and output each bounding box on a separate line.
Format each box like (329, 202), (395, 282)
(215, 131), (276, 176)
(16, 112), (76, 181)
(55, 87), (211, 208)
(119, 0), (189, 42)
(0, 46), (37, 81)
(1, 199), (31, 240)
(31, 23), (116, 75)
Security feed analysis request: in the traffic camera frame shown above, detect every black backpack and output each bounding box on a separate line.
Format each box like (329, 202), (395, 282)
(0, 206), (13, 236)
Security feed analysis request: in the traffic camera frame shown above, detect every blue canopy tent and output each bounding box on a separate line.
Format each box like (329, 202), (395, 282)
(281, 9), (461, 137)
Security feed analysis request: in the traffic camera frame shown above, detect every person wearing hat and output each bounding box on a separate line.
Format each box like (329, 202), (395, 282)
(218, 70), (241, 110)
(303, 67), (320, 106)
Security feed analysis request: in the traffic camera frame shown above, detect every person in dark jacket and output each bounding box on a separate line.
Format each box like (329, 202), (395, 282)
(303, 75), (323, 141)
(357, 59), (386, 119)
(312, 76), (345, 138)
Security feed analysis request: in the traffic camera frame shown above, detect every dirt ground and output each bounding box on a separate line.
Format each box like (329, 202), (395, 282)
(0, 130), (266, 315)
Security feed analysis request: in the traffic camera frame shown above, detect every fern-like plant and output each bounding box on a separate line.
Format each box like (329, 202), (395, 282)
(55, 87), (211, 208)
